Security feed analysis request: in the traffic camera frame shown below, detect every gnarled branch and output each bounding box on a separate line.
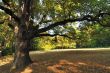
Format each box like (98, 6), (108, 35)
(37, 34), (73, 39)
(0, 20), (4, 24)
(0, 5), (20, 23)
(38, 12), (110, 33)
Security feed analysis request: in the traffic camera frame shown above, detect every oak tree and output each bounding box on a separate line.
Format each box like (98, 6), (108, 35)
(0, 0), (110, 70)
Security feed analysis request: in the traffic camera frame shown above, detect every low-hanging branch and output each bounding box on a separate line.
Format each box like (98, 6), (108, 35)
(38, 33), (74, 39)
(0, 5), (20, 23)
(0, 20), (4, 24)
(38, 12), (110, 33)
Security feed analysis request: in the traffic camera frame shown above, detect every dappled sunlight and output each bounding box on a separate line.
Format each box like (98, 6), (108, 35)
(47, 60), (80, 73)
(0, 56), (13, 66)
(106, 67), (110, 69)
(47, 60), (110, 73)
(77, 62), (87, 66)
(27, 51), (110, 73)
(1, 51), (110, 73)
(21, 67), (33, 73)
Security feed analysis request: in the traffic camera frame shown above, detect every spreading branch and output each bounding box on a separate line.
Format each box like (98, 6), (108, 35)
(37, 34), (74, 39)
(0, 5), (19, 22)
(2, 0), (10, 7)
(38, 12), (110, 33)
(0, 20), (4, 24)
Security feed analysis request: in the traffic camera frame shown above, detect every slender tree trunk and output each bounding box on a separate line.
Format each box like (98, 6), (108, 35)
(12, 26), (32, 69)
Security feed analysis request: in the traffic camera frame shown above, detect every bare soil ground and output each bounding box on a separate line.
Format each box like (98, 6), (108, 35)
(0, 50), (110, 73)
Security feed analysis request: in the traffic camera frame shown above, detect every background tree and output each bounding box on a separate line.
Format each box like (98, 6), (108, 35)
(76, 23), (110, 48)
(0, 11), (14, 55)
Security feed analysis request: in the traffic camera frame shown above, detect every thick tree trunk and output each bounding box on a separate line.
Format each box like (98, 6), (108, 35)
(11, 26), (32, 70)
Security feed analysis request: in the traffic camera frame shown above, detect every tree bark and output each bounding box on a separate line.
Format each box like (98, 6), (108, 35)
(11, 26), (32, 70)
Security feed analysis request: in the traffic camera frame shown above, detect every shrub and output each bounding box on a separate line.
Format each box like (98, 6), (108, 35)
(1, 47), (14, 56)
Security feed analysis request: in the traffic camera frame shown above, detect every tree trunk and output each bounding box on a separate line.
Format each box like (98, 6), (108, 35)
(11, 26), (32, 70)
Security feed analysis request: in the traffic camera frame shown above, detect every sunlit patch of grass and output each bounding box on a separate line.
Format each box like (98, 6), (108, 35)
(0, 55), (13, 66)
(21, 67), (33, 73)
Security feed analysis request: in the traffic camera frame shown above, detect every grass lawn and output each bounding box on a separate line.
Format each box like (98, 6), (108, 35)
(0, 49), (110, 73)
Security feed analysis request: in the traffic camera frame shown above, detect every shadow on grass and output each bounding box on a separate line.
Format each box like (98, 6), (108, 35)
(1, 60), (109, 73)
(1, 51), (110, 73)
(28, 59), (110, 73)
(0, 63), (11, 73)
(0, 63), (32, 73)
(30, 51), (110, 73)
(47, 60), (110, 73)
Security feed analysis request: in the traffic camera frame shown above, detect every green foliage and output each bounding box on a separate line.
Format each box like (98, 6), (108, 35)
(0, 22), (14, 49)
(33, 36), (76, 51)
(0, 0), (110, 54)
(33, 37), (55, 51)
(1, 47), (14, 56)
(0, 12), (14, 56)
(77, 24), (110, 48)
(54, 36), (76, 49)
